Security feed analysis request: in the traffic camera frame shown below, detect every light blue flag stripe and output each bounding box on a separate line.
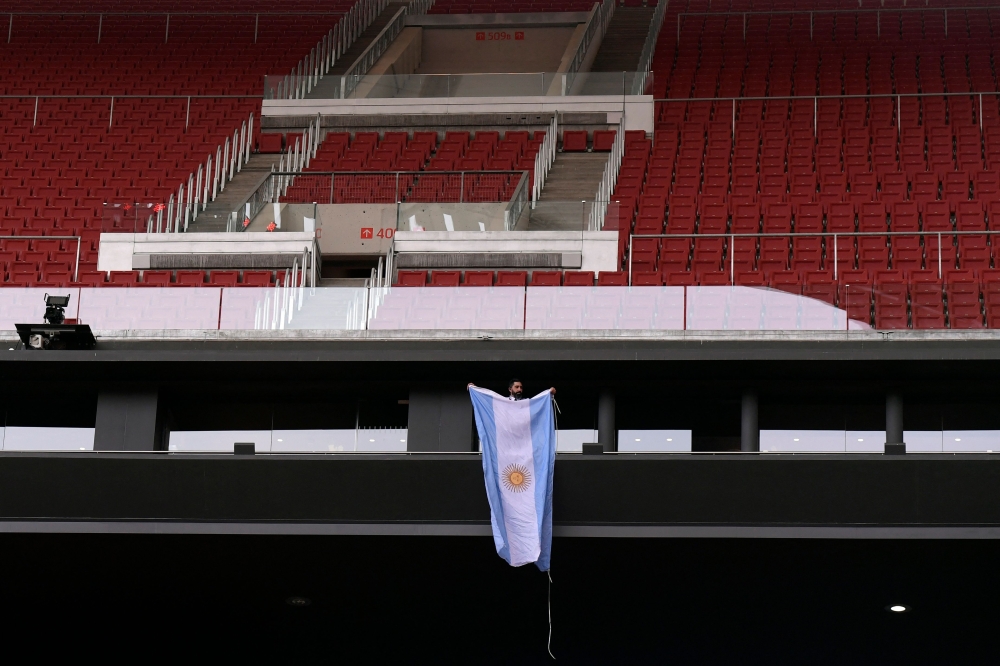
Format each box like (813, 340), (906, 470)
(469, 387), (555, 571)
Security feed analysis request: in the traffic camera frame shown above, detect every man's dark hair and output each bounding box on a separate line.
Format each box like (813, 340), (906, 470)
(508, 378), (522, 390)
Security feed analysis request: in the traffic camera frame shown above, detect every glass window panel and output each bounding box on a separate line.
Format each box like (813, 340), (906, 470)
(904, 431), (943, 453)
(760, 430), (845, 452)
(2, 426), (94, 451)
(271, 429), (357, 452)
(167, 430), (271, 452)
(356, 428), (407, 452)
(556, 429), (597, 453)
(846, 430), (886, 452)
(618, 430), (692, 452)
(943, 430), (1000, 453)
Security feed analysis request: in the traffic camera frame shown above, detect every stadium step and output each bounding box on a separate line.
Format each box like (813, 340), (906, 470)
(308, 2), (410, 99)
(529, 152), (608, 230)
(188, 154), (281, 233)
(585, 7), (656, 75)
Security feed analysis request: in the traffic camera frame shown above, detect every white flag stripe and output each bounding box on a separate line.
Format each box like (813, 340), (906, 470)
(492, 395), (540, 566)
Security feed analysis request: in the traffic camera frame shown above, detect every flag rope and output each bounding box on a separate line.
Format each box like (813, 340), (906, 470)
(547, 570), (556, 660)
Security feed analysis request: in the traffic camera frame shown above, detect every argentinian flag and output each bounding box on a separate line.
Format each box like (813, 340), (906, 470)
(469, 386), (556, 571)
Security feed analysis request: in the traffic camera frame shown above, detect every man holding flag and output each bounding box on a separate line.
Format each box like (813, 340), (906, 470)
(467, 382), (557, 571)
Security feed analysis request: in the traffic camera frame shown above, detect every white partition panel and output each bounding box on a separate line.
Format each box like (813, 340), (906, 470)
(0, 288), (80, 331)
(78, 287), (222, 330)
(368, 287), (525, 330)
(686, 287), (848, 331)
(525, 286), (684, 330)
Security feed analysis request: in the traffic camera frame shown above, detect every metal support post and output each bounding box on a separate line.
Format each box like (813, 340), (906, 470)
(741, 391), (759, 452)
(598, 391), (616, 452)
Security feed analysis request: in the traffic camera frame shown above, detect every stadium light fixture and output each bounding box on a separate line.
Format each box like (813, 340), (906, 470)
(887, 604), (910, 613)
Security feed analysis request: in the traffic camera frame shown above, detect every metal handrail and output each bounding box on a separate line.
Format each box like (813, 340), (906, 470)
(504, 172), (530, 231)
(0, 236), (82, 282)
(228, 168), (527, 232)
(589, 115), (626, 231)
(677, 5), (992, 41)
(341, 6), (408, 99)
(565, 0), (615, 95)
(632, 0), (668, 96)
(628, 229), (1000, 285)
(532, 115), (558, 204)
(265, 0), (391, 100)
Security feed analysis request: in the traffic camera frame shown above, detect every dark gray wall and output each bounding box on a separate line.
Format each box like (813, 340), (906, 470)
(407, 390), (474, 452)
(93, 389), (162, 451)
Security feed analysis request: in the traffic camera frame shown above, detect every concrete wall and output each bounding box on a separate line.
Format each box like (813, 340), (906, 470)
(356, 27), (424, 99)
(98, 232), (316, 272)
(393, 230), (618, 273)
(416, 27), (577, 75)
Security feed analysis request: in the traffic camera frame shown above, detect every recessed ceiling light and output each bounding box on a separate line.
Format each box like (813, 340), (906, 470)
(286, 596), (311, 607)
(369, 439), (375, 442)
(887, 604), (910, 613)
(858, 438), (864, 442)
(277, 439), (283, 442)
(956, 438), (962, 442)
(635, 438), (641, 442)
(400, 439), (406, 442)
(666, 438), (672, 442)
(793, 438), (799, 442)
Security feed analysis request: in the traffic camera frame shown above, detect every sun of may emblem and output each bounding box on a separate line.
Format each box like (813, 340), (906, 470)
(502, 464), (531, 492)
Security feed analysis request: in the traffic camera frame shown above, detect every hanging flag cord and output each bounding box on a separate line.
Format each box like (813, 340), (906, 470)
(547, 570), (556, 660)
(548, 394), (559, 660)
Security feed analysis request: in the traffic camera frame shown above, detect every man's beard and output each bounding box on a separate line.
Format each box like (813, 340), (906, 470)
(511, 392), (523, 400)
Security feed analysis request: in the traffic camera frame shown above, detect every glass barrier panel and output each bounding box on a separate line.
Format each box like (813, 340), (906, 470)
(331, 72), (646, 99)
(617, 430), (692, 452)
(368, 287), (525, 330)
(167, 431), (271, 452)
(1, 427), (95, 451)
(525, 286), (684, 330)
(686, 287), (850, 331)
(281, 174), (335, 205)
(396, 202), (510, 232)
(102, 202), (169, 233)
(220, 287), (369, 331)
(0, 287), (80, 330)
(77, 287), (222, 330)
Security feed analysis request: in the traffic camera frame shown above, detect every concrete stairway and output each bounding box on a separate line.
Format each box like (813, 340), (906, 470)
(528, 152), (608, 231)
(186, 154), (279, 232)
(308, 3), (409, 99)
(579, 7), (655, 95)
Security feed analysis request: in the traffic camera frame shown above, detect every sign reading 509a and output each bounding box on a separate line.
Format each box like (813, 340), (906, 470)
(476, 31), (525, 41)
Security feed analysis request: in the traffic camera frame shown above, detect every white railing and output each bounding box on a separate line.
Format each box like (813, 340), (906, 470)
(267, 0), (390, 100)
(632, 0), (669, 96)
(229, 114), (322, 231)
(532, 115), (558, 205)
(151, 111), (253, 234)
(253, 243), (323, 330)
(564, 0), (615, 94)
(589, 114), (625, 232)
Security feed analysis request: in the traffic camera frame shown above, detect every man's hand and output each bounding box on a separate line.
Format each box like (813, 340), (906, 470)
(467, 383), (475, 390)
(549, 387), (556, 395)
